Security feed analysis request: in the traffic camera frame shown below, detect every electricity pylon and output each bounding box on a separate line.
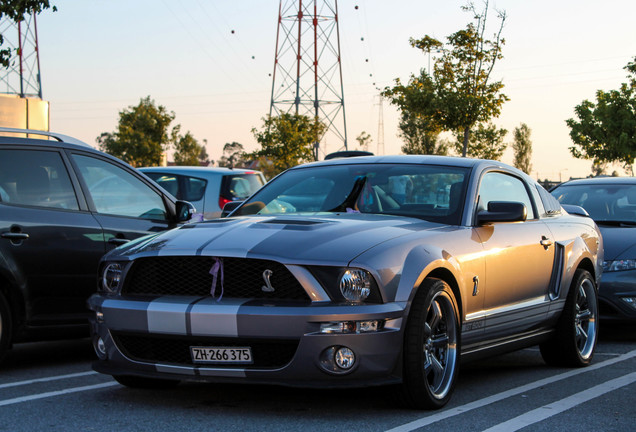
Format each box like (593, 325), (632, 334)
(269, 0), (347, 159)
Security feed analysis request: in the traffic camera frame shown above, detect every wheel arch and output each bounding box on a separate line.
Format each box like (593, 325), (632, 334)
(424, 267), (463, 322)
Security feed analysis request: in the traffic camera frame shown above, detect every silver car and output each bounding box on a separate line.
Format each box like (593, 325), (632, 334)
(140, 166), (266, 219)
(89, 155), (602, 409)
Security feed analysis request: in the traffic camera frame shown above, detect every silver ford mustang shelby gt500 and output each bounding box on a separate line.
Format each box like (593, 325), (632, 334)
(88, 155), (602, 409)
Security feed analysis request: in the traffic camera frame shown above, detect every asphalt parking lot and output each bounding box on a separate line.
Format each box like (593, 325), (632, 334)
(1, 323), (634, 432)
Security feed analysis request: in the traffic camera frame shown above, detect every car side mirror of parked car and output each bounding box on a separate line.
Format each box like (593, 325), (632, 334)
(476, 201), (527, 225)
(176, 200), (197, 222)
(221, 200), (244, 218)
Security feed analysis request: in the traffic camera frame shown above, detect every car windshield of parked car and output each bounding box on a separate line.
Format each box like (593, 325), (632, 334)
(552, 183), (636, 224)
(232, 163), (468, 225)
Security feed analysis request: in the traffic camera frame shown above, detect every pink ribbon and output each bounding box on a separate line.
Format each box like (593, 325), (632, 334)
(209, 257), (224, 301)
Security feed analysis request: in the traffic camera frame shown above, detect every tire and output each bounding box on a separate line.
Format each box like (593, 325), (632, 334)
(113, 375), (180, 389)
(0, 292), (12, 365)
(399, 278), (460, 409)
(540, 269), (598, 367)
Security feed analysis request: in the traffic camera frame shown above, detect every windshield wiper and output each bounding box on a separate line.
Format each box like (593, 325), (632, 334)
(327, 176), (367, 212)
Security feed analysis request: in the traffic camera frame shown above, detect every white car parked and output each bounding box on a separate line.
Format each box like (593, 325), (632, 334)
(140, 167), (266, 219)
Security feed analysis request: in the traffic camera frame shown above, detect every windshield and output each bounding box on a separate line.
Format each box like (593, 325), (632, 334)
(552, 183), (636, 223)
(232, 163), (468, 225)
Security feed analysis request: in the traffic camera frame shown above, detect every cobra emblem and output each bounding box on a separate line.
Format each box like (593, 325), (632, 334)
(261, 269), (275, 292)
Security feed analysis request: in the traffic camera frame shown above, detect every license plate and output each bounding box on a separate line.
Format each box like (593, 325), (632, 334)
(190, 346), (253, 364)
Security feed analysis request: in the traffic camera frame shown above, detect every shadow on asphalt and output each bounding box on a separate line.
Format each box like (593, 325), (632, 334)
(598, 322), (636, 342)
(2, 338), (95, 370)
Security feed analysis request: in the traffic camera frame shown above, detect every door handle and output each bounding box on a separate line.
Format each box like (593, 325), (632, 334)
(1, 232), (29, 240)
(540, 236), (553, 250)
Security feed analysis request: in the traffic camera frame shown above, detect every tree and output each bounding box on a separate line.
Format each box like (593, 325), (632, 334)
(199, 139), (210, 165)
(0, 1), (55, 68)
(383, 1), (508, 157)
(356, 131), (372, 152)
(454, 122), (507, 160)
(97, 96), (176, 167)
(512, 123), (533, 174)
(398, 111), (448, 155)
(567, 58), (636, 172)
(250, 113), (326, 176)
(217, 142), (246, 168)
(173, 131), (206, 166)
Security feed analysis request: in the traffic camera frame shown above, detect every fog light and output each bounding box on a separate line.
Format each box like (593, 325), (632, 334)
(335, 347), (355, 369)
(96, 311), (104, 323)
(319, 346), (357, 374)
(93, 336), (107, 360)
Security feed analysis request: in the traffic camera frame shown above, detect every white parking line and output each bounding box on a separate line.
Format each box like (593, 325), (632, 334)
(481, 372), (636, 432)
(0, 371), (98, 389)
(385, 349), (636, 432)
(0, 381), (118, 407)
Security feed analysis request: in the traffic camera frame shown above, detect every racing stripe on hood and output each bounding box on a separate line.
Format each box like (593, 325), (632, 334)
(197, 221), (287, 257)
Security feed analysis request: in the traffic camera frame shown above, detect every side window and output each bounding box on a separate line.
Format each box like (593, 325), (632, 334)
(0, 149), (79, 210)
(536, 184), (562, 215)
(478, 172), (535, 219)
(72, 154), (167, 220)
(145, 173), (179, 198)
(182, 176), (206, 201)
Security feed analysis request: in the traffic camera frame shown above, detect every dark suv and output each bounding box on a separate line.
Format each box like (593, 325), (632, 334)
(0, 128), (194, 362)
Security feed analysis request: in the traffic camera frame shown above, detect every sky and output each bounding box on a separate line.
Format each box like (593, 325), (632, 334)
(17, 0), (636, 180)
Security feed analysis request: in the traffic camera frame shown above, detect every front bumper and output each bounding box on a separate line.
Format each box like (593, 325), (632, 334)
(88, 294), (406, 388)
(598, 270), (636, 321)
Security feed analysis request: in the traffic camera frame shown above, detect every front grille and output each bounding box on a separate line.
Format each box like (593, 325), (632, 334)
(121, 256), (310, 301)
(112, 332), (298, 369)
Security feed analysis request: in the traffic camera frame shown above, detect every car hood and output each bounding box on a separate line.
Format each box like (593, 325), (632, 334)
(108, 214), (447, 266)
(598, 225), (636, 260)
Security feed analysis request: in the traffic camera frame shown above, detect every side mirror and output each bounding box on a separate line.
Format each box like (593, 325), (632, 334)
(476, 201), (527, 225)
(221, 200), (244, 218)
(175, 200), (196, 222)
(561, 204), (589, 217)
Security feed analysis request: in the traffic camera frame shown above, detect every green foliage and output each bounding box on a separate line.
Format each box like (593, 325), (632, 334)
(198, 140), (210, 165)
(453, 122), (507, 160)
(173, 131), (205, 166)
(250, 113), (326, 176)
(356, 131), (372, 152)
(0, 1), (56, 68)
(97, 96), (176, 168)
(398, 111), (447, 155)
(512, 123), (533, 174)
(566, 57), (636, 170)
(382, 1), (508, 157)
(217, 142), (246, 168)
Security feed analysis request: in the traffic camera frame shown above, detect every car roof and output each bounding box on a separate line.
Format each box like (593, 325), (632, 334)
(0, 132), (94, 152)
(139, 166), (262, 176)
(555, 177), (636, 187)
(295, 154), (523, 173)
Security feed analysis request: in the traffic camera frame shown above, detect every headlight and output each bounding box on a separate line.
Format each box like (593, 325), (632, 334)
(339, 268), (371, 303)
(603, 259), (636, 272)
(101, 263), (123, 293)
